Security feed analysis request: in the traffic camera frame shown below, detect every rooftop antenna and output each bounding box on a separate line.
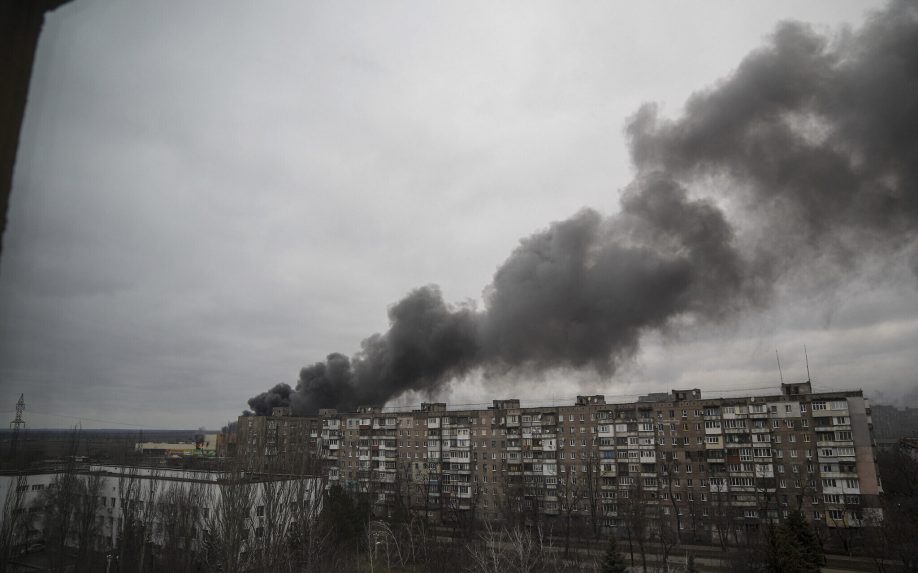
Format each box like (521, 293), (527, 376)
(804, 345), (812, 383)
(775, 349), (785, 384)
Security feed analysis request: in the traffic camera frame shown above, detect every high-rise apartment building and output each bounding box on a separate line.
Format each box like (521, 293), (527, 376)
(234, 382), (882, 540)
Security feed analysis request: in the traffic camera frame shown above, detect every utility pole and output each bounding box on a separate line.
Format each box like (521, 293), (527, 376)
(8, 394), (25, 460)
(1, 395), (27, 569)
(804, 345), (812, 382)
(775, 350), (784, 385)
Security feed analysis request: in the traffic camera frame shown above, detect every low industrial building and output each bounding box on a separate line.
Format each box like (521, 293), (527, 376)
(135, 432), (219, 457)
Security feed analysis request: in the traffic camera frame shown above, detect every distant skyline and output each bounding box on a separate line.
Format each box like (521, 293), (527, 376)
(2, 0), (916, 430)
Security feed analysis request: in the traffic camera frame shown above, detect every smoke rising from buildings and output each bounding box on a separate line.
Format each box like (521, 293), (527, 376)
(248, 0), (918, 416)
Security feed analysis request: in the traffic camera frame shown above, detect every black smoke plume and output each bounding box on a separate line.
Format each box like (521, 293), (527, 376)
(247, 383), (292, 415)
(247, 0), (918, 416)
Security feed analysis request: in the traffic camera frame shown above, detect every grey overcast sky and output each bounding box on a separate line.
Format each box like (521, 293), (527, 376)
(2, 0), (916, 430)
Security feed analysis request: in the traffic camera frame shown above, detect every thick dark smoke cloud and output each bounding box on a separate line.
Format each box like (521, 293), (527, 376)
(628, 1), (918, 267)
(248, 0), (918, 416)
(247, 383), (293, 415)
(481, 178), (753, 374)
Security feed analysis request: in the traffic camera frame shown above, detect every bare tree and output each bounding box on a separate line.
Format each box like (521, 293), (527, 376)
(38, 429), (103, 573)
(465, 521), (548, 573)
(653, 512), (679, 573)
(251, 469), (301, 570)
(39, 469), (104, 573)
(114, 464), (143, 572)
(582, 451), (603, 540)
(135, 468), (162, 573)
(72, 471), (104, 572)
(156, 478), (204, 573)
(283, 449), (328, 572)
(619, 477), (649, 573)
(555, 465), (587, 559)
(0, 474), (29, 571)
(871, 448), (918, 573)
(201, 465), (255, 573)
(496, 462), (525, 528)
(710, 475), (733, 549)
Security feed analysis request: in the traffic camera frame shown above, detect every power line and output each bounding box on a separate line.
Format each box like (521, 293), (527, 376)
(9, 410), (165, 429)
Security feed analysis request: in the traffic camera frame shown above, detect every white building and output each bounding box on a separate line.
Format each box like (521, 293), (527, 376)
(0, 464), (321, 557)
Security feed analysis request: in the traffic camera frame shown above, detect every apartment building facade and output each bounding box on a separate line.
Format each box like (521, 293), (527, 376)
(235, 382), (882, 540)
